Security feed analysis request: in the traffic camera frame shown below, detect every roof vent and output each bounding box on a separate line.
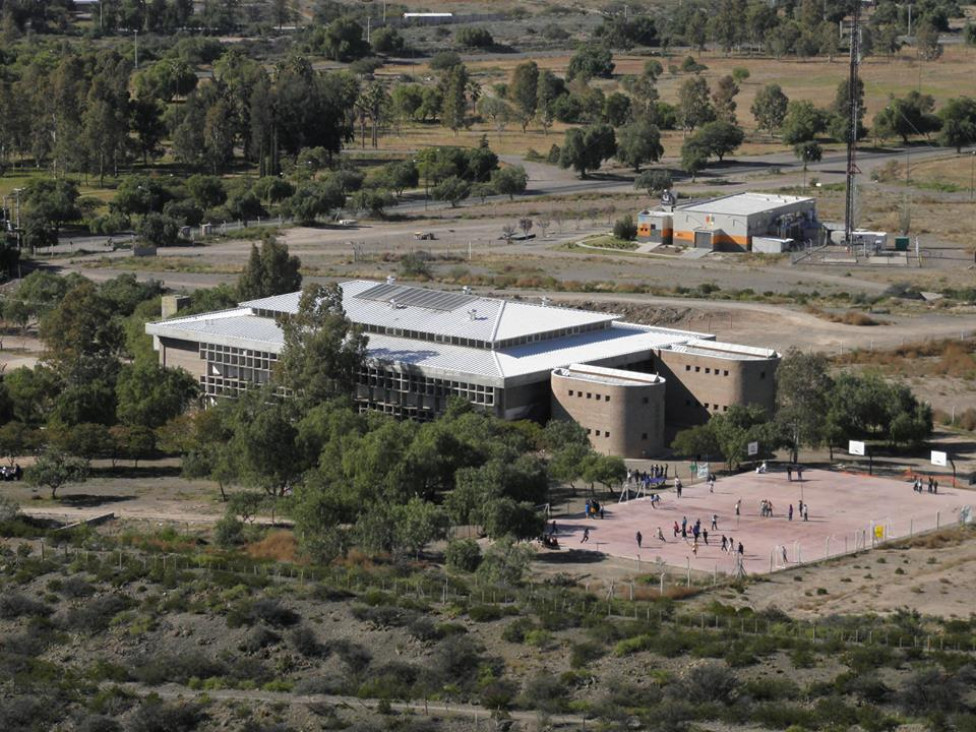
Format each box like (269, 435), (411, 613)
(541, 297), (551, 308)
(462, 286), (472, 295)
(467, 308), (478, 321)
(389, 298), (398, 309)
(386, 275), (396, 285)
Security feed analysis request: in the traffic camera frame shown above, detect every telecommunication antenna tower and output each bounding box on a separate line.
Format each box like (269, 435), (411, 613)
(844, 0), (862, 245)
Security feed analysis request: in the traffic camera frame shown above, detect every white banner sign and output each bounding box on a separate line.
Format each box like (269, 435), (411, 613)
(848, 440), (866, 456)
(931, 451), (948, 467)
(697, 462), (710, 479)
(747, 441), (759, 456)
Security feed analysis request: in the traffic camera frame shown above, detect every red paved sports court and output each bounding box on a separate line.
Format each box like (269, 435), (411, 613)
(552, 468), (972, 576)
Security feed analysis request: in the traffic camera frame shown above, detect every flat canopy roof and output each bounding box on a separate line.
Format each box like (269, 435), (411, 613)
(678, 192), (814, 217)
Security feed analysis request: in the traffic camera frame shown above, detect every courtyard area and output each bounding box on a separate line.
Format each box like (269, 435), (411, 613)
(553, 468), (973, 576)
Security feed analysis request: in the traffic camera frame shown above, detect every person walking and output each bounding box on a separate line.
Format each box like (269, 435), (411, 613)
(789, 504), (794, 521)
(803, 505), (809, 521)
(711, 514), (718, 530)
(721, 535), (727, 552)
(673, 520), (679, 538)
(737, 541), (744, 555)
(657, 527), (666, 543)
(702, 529), (709, 545)
(636, 531), (643, 549)
(692, 538), (699, 556)
(787, 465), (792, 482)
(581, 527), (590, 543)
(735, 499), (741, 517)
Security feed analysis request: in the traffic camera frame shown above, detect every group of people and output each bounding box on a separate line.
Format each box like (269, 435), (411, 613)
(663, 517), (743, 557)
(912, 476), (939, 494)
(0, 464), (22, 481)
(628, 465), (668, 484)
(760, 498), (810, 521)
(785, 464), (804, 482)
(584, 499), (605, 519)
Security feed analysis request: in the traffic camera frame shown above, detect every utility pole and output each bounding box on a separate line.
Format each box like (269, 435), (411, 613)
(134, 29), (139, 69)
(844, 0), (862, 246)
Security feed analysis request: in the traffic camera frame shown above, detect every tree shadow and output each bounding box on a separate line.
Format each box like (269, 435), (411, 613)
(91, 465), (182, 480)
(535, 548), (607, 564)
(58, 494), (135, 508)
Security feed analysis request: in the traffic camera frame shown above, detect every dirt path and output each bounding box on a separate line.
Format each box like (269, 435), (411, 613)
(112, 682), (585, 727)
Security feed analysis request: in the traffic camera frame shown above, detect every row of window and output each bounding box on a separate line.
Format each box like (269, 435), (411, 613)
(201, 343), (277, 371)
(585, 428), (652, 441)
(567, 389), (611, 402)
(685, 398), (729, 412)
(685, 364), (731, 377)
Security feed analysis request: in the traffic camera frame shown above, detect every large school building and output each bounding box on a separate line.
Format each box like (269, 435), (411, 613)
(146, 279), (780, 458)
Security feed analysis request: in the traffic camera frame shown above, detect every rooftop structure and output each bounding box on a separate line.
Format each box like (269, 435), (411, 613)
(677, 192), (814, 218)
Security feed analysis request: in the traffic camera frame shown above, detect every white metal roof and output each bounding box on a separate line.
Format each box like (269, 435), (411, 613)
(241, 280), (617, 346)
(148, 308), (715, 384)
(669, 339), (778, 361)
(677, 193), (813, 217)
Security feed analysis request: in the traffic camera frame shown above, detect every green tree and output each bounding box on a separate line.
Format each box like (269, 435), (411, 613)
(751, 84), (790, 133)
(236, 236), (302, 301)
(567, 45), (615, 81)
(276, 283), (369, 405)
(615, 119), (663, 172)
(432, 176), (472, 207)
(680, 137), (709, 180)
(694, 121), (745, 162)
(441, 64), (470, 134)
(282, 180), (345, 225)
(490, 166), (528, 201)
(635, 169), (673, 196)
(26, 448), (89, 499)
(937, 96), (976, 152)
(320, 16), (370, 61)
(677, 76), (715, 131)
(781, 100), (828, 145)
(558, 124), (617, 178)
(775, 348), (831, 463)
(509, 61), (539, 130)
(39, 281), (125, 380)
(116, 362), (198, 430)
(793, 140), (822, 187)
(393, 496), (448, 559)
(22, 179), (81, 248)
(231, 395), (303, 499)
(915, 19), (942, 61)
(0, 422), (36, 465)
(873, 91), (942, 144)
(711, 75), (739, 124)
(371, 27), (405, 55)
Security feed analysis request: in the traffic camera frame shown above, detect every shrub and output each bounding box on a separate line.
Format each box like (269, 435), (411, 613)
(127, 699), (207, 732)
(248, 599), (300, 628)
(445, 539), (482, 573)
(502, 617), (535, 644)
(131, 652), (227, 686)
(612, 215), (637, 241)
(455, 27), (494, 48)
(570, 641), (606, 669)
(214, 515), (245, 547)
(289, 625), (328, 658)
(62, 595), (129, 634)
(240, 625), (280, 653)
(333, 639), (372, 674)
(0, 494), (19, 522)
(76, 714), (123, 732)
(519, 673), (570, 713)
(468, 604), (506, 622)
(61, 576), (95, 598)
(682, 662), (737, 705)
(0, 593), (53, 619)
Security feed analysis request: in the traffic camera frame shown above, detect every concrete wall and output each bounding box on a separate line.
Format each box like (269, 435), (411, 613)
(550, 369), (666, 458)
(158, 337), (205, 379)
(655, 349), (777, 427)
